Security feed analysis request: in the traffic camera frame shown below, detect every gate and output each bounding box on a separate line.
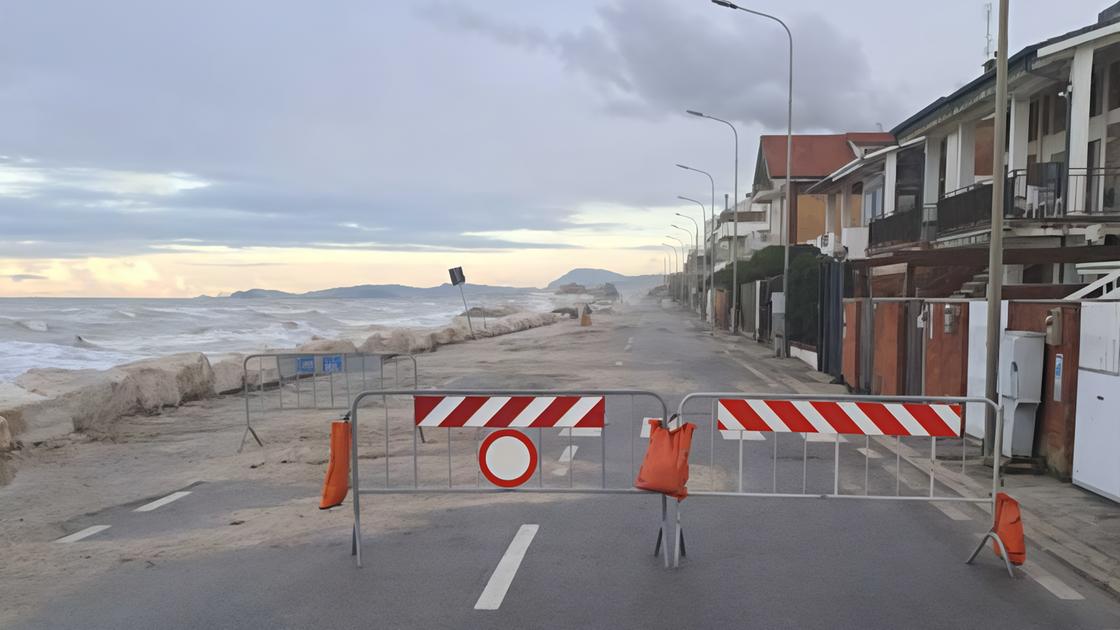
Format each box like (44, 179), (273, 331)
(345, 389), (678, 568)
(239, 352), (418, 451)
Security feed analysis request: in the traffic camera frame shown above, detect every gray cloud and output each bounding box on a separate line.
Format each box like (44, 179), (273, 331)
(419, 0), (903, 131)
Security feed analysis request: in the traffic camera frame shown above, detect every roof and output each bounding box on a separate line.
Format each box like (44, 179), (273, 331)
(758, 133), (895, 180)
(892, 9), (1120, 140)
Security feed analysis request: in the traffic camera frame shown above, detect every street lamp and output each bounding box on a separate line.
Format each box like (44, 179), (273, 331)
(710, 0), (793, 357)
(676, 193), (712, 322)
(671, 224), (696, 311)
(686, 109), (740, 333)
(676, 165), (716, 323)
(674, 214), (701, 318)
(661, 244), (679, 302)
(666, 234), (688, 304)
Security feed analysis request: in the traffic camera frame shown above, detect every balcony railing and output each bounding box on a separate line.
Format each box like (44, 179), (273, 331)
(868, 208), (922, 249)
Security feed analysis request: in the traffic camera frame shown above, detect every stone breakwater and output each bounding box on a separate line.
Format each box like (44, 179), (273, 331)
(0, 311), (557, 455)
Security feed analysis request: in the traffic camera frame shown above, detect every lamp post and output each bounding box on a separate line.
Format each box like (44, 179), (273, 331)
(666, 234), (688, 304)
(710, 0), (793, 357)
(686, 110), (739, 333)
(676, 196), (710, 321)
(674, 214), (701, 318)
(677, 165), (717, 323)
(662, 244), (678, 302)
(671, 224), (697, 312)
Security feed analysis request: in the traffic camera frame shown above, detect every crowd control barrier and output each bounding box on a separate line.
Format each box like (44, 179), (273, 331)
(345, 389), (680, 568)
(239, 352), (418, 451)
(336, 388), (1007, 573)
(676, 391), (1005, 570)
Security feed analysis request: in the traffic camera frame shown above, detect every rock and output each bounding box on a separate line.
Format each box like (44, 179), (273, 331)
(0, 415), (11, 450)
(117, 352), (215, 409)
(15, 367), (143, 434)
(551, 307), (579, 319)
(296, 339), (358, 354)
(209, 354), (247, 394)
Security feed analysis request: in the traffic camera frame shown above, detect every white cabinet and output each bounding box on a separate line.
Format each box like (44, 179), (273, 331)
(1079, 303), (1120, 374)
(1073, 370), (1120, 502)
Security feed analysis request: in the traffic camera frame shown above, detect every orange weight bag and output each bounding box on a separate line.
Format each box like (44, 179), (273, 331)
(634, 416), (695, 500)
(319, 420), (351, 509)
(992, 492), (1026, 565)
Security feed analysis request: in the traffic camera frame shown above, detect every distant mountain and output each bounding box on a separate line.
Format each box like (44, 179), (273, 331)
(547, 268), (656, 289)
(546, 268), (661, 292)
(228, 283), (530, 299)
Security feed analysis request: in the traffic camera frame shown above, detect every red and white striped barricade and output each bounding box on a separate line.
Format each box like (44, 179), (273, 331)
(346, 389), (674, 568)
(676, 392), (1004, 571)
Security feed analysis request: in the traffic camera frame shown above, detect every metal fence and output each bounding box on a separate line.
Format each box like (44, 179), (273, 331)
(676, 391), (1002, 509)
(239, 352), (418, 451)
(345, 388), (677, 568)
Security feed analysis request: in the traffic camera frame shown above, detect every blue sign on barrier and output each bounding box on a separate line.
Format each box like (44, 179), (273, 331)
(323, 355), (344, 374)
(296, 356), (315, 374)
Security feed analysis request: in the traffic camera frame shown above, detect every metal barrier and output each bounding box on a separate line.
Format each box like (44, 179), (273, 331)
(677, 392), (1001, 505)
(239, 352), (418, 451)
(345, 389), (677, 568)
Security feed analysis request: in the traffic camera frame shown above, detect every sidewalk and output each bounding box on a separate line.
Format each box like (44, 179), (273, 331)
(721, 330), (1120, 599)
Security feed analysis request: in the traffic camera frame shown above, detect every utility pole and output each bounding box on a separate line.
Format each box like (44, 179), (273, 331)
(983, 0), (1009, 457)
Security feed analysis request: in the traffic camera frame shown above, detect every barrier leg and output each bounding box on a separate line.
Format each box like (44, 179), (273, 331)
(653, 529), (663, 557)
(672, 501), (683, 568)
(238, 425), (264, 453)
(965, 531), (1014, 578)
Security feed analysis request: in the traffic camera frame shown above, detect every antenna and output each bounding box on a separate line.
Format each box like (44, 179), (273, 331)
(984, 3), (994, 59)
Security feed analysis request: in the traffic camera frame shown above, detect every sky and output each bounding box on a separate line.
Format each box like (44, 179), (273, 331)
(0, 0), (1108, 297)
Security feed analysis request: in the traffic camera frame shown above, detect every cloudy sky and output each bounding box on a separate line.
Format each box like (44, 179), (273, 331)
(0, 0), (1105, 296)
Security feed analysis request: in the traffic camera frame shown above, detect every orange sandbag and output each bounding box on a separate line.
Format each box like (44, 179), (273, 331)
(634, 417), (695, 500)
(991, 492), (1026, 565)
(319, 420), (351, 509)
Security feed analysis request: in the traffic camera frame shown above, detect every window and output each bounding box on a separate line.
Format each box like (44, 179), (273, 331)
(938, 136), (948, 198)
(1028, 99), (1039, 141)
(1091, 71), (1101, 117)
(1054, 90), (1067, 132)
(895, 147), (924, 213)
(1110, 61), (1120, 111)
(1041, 94), (1051, 136)
(862, 175), (884, 224)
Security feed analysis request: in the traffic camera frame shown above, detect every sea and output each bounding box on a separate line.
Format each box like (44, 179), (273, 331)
(0, 290), (557, 383)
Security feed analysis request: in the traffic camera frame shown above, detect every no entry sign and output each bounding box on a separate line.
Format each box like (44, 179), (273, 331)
(478, 429), (537, 488)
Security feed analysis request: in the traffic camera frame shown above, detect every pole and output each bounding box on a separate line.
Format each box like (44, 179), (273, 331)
(686, 112), (739, 332)
(675, 167), (717, 325)
(709, 1), (792, 349)
(672, 223), (697, 312)
(667, 234), (688, 305)
(663, 244), (678, 302)
(983, 0), (1009, 457)
(675, 208), (703, 319)
(458, 284), (476, 339)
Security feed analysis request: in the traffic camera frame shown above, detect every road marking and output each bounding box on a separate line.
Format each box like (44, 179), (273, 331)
(614, 361), (623, 366)
(856, 447), (882, 459)
(558, 428), (600, 438)
(719, 430), (766, 441)
(1019, 563), (1085, 600)
(475, 524), (539, 610)
(930, 502), (971, 521)
(134, 490), (191, 512)
(803, 433), (848, 443)
(557, 445), (578, 463)
(56, 525), (110, 543)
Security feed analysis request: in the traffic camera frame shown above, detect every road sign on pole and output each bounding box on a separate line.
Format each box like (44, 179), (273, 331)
(449, 266), (477, 339)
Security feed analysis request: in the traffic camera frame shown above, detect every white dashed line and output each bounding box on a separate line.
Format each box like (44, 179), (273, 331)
(557, 445), (578, 463)
(719, 430), (766, 441)
(56, 525), (110, 543)
(930, 502), (971, 521)
(803, 433), (848, 443)
(474, 524), (539, 610)
(134, 490), (191, 512)
(558, 428), (601, 438)
(856, 447), (882, 459)
(1019, 563), (1085, 600)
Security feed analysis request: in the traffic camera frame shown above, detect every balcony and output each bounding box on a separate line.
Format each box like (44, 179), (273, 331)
(936, 166), (1120, 238)
(868, 208), (922, 249)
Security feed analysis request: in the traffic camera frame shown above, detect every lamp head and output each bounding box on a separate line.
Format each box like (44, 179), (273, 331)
(711, 0), (739, 8)
(685, 109), (704, 117)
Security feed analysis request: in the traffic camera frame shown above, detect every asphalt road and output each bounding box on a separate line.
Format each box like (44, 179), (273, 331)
(17, 301), (1120, 629)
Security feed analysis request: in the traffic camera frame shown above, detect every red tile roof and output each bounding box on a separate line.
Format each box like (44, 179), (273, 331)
(760, 132), (895, 180)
